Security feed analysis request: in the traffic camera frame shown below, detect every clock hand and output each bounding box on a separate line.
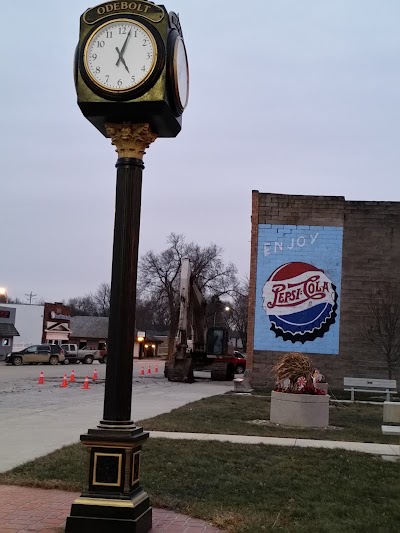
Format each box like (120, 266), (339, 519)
(116, 29), (131, 66)
(115, 47), (130, 73)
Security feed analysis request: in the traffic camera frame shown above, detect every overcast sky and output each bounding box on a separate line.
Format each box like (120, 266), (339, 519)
(1, 0), (400, 303)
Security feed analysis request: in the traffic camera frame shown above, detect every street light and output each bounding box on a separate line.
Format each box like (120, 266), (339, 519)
(213, 305), (231, 326)
(0, 288), (8, 303)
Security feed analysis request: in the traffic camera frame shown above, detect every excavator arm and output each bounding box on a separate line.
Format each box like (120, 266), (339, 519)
(165, 258), (234, 382)
(166, 258), (206, 382)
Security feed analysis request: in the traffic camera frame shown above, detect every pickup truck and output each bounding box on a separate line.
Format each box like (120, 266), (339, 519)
(60, 344), (100, 365)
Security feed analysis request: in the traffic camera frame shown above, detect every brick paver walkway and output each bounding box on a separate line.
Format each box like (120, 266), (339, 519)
(0, 485), (224, 532)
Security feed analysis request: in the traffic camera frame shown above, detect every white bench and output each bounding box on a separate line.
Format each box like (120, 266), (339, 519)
(343, 377), (397, 402)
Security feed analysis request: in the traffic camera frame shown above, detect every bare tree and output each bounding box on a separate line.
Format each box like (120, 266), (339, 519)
(93, 283), (111, 317)
(363, 287), (400, 379)
(139, 233), (238, 358)
(66, 295), (98, 316)
(135, 295), (170, 332)
(228, 280), (249, 352)
(6, 296), (23, 304)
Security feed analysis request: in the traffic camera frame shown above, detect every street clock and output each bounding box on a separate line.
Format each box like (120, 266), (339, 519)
(75, 1), (189, 138)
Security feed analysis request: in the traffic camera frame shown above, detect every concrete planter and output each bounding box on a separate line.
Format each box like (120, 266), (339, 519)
(383, 401), (400, 423)
(315, 382), (329, 393)
(270, 390), (329, 428)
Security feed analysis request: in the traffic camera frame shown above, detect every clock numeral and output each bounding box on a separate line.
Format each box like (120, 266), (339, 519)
(119, 26), (127, 35)
(141, 65), (146, 72)
(105, 75), (110, 83)
(131, 75), (136, 82)
(142, 39), (148, 46)
(117, 79), (122, 87)
(134, 30), (138, 37)
(106, 31), (113, 38)
(146, 52), (151, 60)
(91, 53), (97, 60)
(96, 40), (105, 48)
(95, 66), (101, 74)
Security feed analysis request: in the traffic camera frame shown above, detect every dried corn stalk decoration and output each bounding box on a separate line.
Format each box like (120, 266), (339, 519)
(273, 352), (313, 392)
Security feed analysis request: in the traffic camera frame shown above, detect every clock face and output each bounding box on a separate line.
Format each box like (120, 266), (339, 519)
(83, 19), (157, 93)
(173, 36), (189, 113)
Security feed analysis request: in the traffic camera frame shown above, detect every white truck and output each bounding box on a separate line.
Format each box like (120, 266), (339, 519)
(60, 344), (101, 365)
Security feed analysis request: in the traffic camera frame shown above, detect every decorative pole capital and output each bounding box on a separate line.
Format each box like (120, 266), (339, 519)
(105, 123), (157, 159)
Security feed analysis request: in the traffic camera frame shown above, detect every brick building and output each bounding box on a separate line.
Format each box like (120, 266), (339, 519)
(247, 191), (400, 388)
(42, 302), (71, 345)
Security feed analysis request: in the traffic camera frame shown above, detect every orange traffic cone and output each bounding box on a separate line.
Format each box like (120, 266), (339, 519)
(60, 374), (68, 388)
(154, 363), (158, 373)
(82, 376), (90, 390)
(92, 367), (98, 381)
(37, 371), (45, 385)
(69, 369), (75, 383)
(140, 366), (144, 376)
(147, 365), (151, 375)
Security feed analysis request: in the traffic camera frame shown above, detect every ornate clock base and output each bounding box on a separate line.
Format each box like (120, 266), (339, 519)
(65, 497), (152, 533)
(65, 427), (152, 533)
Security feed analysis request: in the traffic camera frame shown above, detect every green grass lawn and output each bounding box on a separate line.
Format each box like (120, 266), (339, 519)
(0, 439), (399, 533)
(138, 393), (399, 444)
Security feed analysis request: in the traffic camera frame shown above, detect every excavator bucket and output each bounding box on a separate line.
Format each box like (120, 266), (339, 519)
(165, 356), (194, 383)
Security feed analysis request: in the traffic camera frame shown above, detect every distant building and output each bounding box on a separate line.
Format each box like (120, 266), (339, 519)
(0, 303), (44, 351)
(0, 302), (72, 352)
(69, 316), (108, 350)
(42, 302), (71, 345)
(0, 306), (20, 358)
(69, 316), (164, 358)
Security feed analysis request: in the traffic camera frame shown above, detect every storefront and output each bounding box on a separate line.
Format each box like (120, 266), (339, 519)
(42, 302), (71, 345)
(0, 306), (20, 359)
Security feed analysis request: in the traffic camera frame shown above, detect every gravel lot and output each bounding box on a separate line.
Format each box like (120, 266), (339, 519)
(0, 360), (231, 472)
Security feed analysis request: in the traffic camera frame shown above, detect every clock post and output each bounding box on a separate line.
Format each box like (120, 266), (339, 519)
(66, 2), (189, 532)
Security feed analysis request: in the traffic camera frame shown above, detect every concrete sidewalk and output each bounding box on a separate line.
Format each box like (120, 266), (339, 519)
(149, 431), (400, 459)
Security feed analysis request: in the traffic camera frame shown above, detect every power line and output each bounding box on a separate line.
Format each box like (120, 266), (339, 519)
(25, 291), (37, 305)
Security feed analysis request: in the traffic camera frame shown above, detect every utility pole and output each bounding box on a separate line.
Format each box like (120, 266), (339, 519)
(25, 291), (37, 304)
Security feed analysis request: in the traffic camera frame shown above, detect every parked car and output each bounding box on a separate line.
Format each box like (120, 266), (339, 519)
(5, 344), (65, 366)
(98, 350), (108, 364)
(224, 351), (246, 374)
(60, 344), (101, 365)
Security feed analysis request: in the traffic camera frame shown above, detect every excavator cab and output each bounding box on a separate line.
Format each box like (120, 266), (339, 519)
(206, 327), (229, 356)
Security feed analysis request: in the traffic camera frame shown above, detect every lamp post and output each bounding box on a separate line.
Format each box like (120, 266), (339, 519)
(213, 305), (231, 327)
(66, 3), (189, 530)
(66, 124), (156, 533)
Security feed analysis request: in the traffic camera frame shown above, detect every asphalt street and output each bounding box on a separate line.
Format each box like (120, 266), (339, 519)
(0, 360), (232, 472)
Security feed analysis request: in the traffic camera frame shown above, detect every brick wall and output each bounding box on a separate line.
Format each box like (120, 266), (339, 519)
(248, 192), (400, 389)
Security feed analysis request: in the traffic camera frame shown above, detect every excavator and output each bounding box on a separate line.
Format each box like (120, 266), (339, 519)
(165, 258), (237, 383)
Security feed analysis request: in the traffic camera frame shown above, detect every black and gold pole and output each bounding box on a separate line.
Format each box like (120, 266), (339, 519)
(66, 124), (156, 533)
(66, 2), (189, 530)
(101, 123), (157, 428)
